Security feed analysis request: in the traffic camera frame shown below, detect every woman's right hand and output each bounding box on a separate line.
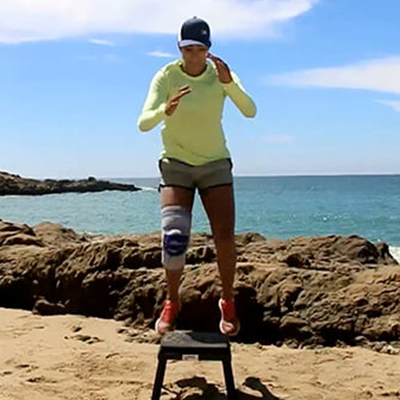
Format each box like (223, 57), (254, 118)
(165, 85), (192, 116)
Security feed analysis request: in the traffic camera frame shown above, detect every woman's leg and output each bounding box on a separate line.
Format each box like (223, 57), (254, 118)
(199, 184), (236, 300)
(160, 186), (195, 302)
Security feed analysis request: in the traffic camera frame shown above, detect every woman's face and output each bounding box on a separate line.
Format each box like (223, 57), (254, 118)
(179, 45), (208, 65)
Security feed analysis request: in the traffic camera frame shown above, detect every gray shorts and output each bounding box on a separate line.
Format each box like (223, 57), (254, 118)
(158, 157), (233, 192)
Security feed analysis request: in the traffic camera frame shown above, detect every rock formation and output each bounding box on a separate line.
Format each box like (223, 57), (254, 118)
(0, 219), (399, 348)
(0, 171), (140, 195)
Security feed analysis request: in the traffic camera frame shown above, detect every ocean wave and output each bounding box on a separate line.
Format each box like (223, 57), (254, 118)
(389, 246), (400, 264)
(138, 186), (158, 192)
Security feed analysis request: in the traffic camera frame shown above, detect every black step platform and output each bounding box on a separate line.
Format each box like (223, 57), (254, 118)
(151, 330), (237, 400)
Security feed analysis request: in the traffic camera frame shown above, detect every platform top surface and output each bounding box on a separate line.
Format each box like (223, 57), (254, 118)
(160, 330), (230, 350)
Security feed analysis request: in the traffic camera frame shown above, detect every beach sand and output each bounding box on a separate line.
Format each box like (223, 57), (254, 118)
(1, 307), (399, 400)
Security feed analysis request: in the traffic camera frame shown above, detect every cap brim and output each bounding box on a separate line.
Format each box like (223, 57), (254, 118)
(178, 39), (209, 48)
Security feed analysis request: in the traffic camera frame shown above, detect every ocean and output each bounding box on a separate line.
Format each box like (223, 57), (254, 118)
(1, 175), (399, 262)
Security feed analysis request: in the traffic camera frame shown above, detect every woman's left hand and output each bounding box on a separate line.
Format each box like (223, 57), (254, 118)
(207, 53), (232, 84)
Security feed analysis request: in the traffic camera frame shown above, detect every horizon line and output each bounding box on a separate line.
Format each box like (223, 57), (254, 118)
(109, 172), (400, 180)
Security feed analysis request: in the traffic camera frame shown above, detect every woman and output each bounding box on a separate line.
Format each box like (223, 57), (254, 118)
(137, 16), (256, 336)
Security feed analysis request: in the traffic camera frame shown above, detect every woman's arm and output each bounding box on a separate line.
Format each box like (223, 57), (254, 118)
(207, 53), (256, 118)
(222, 72), (257, 118)
(137, 70), (168, 132)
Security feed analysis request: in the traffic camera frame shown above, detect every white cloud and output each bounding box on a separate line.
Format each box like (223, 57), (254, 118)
(147, 51), (176, 59)
(89, 38), (115, 46)
(0, 0), (318, 44)
(377, 100), (400, 113)
(268, 56), (400, 95)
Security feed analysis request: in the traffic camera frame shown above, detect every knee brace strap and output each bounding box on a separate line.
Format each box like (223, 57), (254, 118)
(161, 205), (191, 270)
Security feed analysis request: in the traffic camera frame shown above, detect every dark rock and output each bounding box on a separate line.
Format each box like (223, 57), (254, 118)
(0, 170), (140, 196)
(33, 298), (66, 315)
(281, 252), (310, 268)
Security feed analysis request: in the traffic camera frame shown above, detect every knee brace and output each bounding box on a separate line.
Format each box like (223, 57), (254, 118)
(161, 205), (191, 271)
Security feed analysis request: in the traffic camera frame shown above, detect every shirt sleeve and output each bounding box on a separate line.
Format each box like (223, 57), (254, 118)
(137, 69), (168, 132)
(222, 72), (257, 118)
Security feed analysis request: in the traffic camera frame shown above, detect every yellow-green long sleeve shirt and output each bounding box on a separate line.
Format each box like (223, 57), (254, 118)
(137, 59), (256, 166)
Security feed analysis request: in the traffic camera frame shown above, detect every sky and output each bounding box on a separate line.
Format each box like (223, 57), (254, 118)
(0, 0), (399, 179)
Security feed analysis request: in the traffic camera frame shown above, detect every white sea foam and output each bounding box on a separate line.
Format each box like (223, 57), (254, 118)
(389, 246), (400, 264)
(138, 186), (158, 192)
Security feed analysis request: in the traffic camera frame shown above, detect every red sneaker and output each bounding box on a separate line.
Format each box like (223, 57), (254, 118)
(155, 300), (181, 336)
(218, 298), (241, 336)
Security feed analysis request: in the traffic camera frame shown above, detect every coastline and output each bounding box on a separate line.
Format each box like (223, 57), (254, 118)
(2, 174), (399, 250)
(0, 171), (140, 196)
(1, 219), (399, 347)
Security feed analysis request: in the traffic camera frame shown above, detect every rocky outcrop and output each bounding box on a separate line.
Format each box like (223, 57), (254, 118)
(0, 219), (399, 348)
(0, 171), (140, 195)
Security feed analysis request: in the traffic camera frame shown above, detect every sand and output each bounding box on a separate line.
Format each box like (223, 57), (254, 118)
(1, 307), (399, 400)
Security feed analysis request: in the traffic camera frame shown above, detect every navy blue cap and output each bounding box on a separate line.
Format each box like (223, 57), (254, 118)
(178, 17), (211, 49)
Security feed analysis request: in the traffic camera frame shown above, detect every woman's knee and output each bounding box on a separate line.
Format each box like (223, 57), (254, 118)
(161, 205), (192, 271)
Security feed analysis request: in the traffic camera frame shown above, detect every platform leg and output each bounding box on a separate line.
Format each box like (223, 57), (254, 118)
(222, 356), (237, 400)
(151, 356), (167, 400)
